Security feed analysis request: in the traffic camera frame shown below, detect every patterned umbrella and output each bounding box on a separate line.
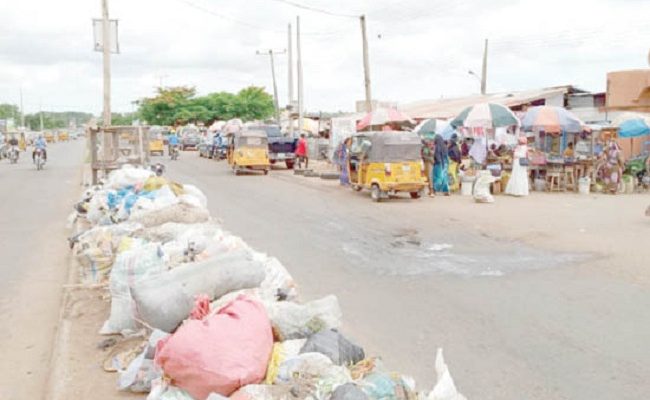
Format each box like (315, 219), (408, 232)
(356, 107), (413, 131)
(613, 113), (650, 138)
(521, 106), (584, 134)
(450, 103), (519, 131)
(414, 119), (449, 139)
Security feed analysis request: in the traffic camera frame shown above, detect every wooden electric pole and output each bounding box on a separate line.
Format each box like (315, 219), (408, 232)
(256, 49), (286, 124)
(480, 38), (488, 95)
(360, 15), (372, 112)
(296, 16), (304, 136)
(102, 0), (111, 126)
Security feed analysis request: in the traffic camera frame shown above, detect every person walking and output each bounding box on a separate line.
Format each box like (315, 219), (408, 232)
(295, 134), (308, 169)
(505, 136), (530, 197)
(433, 134), (450, 195)
(421, 139), (435, 196)
(447, 134), (462, 192)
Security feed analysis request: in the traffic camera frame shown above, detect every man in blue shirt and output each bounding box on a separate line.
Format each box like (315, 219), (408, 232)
(168, 131), (179, 153)
(33, 135), (47, 163)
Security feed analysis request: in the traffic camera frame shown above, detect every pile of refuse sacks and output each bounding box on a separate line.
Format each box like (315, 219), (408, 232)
(68, 165), (467, 400)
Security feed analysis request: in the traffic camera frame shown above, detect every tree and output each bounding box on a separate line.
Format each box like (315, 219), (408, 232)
(138, 86), (196, 126)
(231, 86), (275, 121)
(0, 103), (19, 120)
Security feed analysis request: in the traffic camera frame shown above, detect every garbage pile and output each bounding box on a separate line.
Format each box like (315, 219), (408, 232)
(68, 165), (467, 400)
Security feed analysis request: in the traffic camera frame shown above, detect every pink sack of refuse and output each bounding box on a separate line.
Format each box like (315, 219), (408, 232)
(155, 295), (273, 400)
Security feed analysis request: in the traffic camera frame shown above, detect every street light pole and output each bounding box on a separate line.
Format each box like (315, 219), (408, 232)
(256, 49), (286, 124)
(360, 15), (372, 112)
(102, 0), (111, 126)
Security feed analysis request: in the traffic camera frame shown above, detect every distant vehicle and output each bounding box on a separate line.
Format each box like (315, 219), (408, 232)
(69, 131), (79, 140)
(226, 130), (270, 175)
(34, 148), (45, 170)
(180, 126), (201, 150)
(249, 125), (297, 169)
(149, 129), (165, 156)
(44, 131), (55, 143)
(198, 140), (213, 158)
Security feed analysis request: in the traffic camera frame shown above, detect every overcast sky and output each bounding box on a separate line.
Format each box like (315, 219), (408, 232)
(1, 0), (648, 114)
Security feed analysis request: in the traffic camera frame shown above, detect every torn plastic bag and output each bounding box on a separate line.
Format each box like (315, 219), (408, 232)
(132, 249), (266, 332)
(423, 348), (467, 400)
(100, 242), (165, 334)
(360, 372), (417, 400)
(155, 296), (273, 399)
(254, 253), (298, 302)
(106, 165), (153, 190)
(300, 329), (365, 366)
(267, 295), (342, 341)
(118, 330), (170, 393)
(264, 339), (307, 384)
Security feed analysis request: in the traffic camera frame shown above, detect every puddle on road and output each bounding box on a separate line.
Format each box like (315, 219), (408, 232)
(340, 227), (586, 277)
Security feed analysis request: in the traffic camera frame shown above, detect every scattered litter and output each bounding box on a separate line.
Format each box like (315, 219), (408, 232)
(267, 295), (342, 341)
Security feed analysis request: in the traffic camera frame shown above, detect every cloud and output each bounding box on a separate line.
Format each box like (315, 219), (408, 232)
(0, 0), (648, 114)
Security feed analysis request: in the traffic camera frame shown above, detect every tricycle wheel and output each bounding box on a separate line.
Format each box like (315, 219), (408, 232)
(410, 191), (422, 199)
(264, 169), (269, 175)
(371, 185), (381, 202)
(285, 160), (295, 169)
(352, 184), (362, 192)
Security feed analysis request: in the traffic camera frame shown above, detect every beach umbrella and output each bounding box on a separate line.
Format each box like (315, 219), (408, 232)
(450, 103), (519, 131)
(356, 107), (413, 131)
(414, 119), (449, 139)
(520, 106), (584, 134)
(613, 113), (650, 138)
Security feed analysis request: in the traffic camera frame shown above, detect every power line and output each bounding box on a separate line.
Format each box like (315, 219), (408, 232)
(264, 0), (358, 18)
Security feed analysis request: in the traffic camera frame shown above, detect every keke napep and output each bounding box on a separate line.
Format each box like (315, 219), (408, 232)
(347, 131), (427, 202)
(226, 130), (271, 175)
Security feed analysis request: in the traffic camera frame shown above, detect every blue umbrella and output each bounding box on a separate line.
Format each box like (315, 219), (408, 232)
(618, 118), (650, 138)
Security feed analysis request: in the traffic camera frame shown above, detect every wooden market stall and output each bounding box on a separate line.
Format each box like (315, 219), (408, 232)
(88, 125), (150, 184)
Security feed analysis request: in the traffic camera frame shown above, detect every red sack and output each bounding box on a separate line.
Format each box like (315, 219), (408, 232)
(155, 295), (273, 400)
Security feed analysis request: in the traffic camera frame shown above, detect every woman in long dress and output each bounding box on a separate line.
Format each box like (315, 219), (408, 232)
(505, 136), (530, 197)
(602, 141), (623, 194)
(447, 134), (462, 192)
(433, 134), (450, 195)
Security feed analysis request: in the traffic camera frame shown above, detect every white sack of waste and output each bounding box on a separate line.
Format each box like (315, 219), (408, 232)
(267, 295), (342, 341)
(130, 202), (210, 228)
(424, 348), (467, 400)
(101, 242), (165, 334)
(276, 352), (351, 385)
(131, 249), (266, 332)
(179, 184), (208, 209)
(137, 222), (221, 243)
(252, 253), (298, 302)
(106, 165), (154, 190)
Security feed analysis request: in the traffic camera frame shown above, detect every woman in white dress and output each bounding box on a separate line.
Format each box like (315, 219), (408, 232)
(505, 136), (530, 196)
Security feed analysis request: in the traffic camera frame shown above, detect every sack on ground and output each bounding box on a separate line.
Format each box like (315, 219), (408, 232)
(267, 295), (342, 341)
(131, 202), (210, 228)
(132, 249), (266, 332)
(154, 296), (273, 399)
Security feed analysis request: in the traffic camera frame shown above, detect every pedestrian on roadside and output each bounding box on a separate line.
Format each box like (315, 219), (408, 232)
(433, 134), (450, 196)
(421, 139), (435, 197)
(296, 133), (308, 169)
(448, 134), (462, 192)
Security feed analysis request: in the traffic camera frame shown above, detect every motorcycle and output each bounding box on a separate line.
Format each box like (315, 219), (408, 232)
(34, 148), (45, 170)
(8, 146), (19, 164)
(169, 145), (179, 161)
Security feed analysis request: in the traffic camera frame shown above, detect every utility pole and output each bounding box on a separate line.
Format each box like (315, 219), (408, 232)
(102, 0), (111, 126)
(288, 23), (294, 137)
(360, 15), (372, 112)
(480, 38), (488, 95)
(296, 16), (304, 136)
(256, 49), (286, 124)
(39, 102), (44, 131)
(19, 86), (25, 128)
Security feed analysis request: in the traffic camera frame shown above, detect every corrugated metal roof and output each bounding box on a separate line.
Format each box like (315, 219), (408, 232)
(400, 86), (574, 120)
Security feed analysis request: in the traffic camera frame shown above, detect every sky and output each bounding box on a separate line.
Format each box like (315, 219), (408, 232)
(0, 0), (649, 115)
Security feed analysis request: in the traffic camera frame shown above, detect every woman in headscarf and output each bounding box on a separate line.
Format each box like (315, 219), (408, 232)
(433, 134), (450, 195)
(447, 134), (462, 192)
(602, 140), (624, 194)
(505, 135), (530, 197)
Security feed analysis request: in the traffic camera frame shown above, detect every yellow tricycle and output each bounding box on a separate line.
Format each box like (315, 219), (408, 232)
(227, 130), (271, 175)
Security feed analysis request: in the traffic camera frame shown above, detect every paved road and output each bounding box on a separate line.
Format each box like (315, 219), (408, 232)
(0, 141), (84, 399)
(165, 151), (650, 400)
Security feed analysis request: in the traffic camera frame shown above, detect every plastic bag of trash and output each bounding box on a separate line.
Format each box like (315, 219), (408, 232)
(300, 329), (365, 366)
(106, 165), (153, 190)
(130, 202), (210, 228)
(255, 254), (298, 302)
(155, 296), (273, 399)
(330, 383), (369, 400)
(118, 329), (170, 393)
(101, 242), (165, 334)
(181, 184), (208, 208)
(423, 348), (467, 400)
(264, 339), (307, 384)
(132, 249), (266, 332)
(267, 295), (342, 341)
(147, 384), (195, 400)
(276, 352), (352, 397)
(360, 372), (416, 400)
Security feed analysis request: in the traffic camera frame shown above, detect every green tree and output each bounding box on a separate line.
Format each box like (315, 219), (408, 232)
(0, 103), (20, 120)
(138, 86), (196, 126)
(231, 86), (275, 121)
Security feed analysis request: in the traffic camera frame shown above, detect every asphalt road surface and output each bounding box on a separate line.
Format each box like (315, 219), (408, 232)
(164, 151), (650, 400)
(0, 141), (84, 399)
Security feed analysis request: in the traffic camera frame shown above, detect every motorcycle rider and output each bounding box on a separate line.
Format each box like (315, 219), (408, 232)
(33, 135), (47, 163)
(8, 134), (19, 160)
(168, 130), (180, 155)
